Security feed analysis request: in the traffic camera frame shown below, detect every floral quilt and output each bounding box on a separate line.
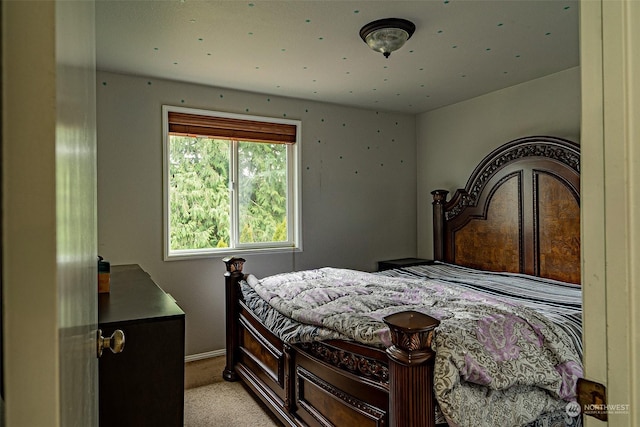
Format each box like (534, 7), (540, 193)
(245, 266), (582, 427)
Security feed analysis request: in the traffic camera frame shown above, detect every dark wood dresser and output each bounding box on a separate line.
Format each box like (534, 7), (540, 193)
(98, 264), (185, 427)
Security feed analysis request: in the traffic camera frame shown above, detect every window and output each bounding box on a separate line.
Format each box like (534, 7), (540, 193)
(163, 106), (301, 259)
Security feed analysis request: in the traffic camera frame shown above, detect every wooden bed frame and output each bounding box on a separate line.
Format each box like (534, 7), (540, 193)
(222, 135), (581, 427)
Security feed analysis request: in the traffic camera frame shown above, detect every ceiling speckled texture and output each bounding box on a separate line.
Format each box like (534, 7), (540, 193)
(96, 0), (579, 114)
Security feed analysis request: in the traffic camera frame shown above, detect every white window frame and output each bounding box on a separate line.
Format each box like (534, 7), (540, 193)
(162, 105), (302, 260)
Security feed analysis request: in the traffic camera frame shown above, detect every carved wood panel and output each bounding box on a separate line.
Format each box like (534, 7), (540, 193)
(537, 172), (580, 283)
(296, 366), (386, 427)
(454, 177), (520, 272)
(434, 136), (581, 284)
(239, 315), (284, 389)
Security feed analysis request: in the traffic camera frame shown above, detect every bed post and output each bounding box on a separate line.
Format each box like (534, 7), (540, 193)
(384, 310), (440, 427)
(431, 189), (448, 261)
(222, 256), (246, 382)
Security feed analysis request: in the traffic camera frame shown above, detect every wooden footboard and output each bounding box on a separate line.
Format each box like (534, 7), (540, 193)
(222, 257), (440, 427)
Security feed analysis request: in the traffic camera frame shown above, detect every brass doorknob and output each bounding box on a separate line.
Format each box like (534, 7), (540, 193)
(97, 329), (125, 358)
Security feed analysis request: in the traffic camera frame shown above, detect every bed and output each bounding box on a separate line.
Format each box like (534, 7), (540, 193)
(222, 135), (582, 427)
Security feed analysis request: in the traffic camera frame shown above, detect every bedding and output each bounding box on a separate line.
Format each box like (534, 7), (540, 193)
(241, 262), (583, 427)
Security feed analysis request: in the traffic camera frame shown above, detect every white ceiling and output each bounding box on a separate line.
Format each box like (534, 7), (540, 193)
(96, 0), (579, 114)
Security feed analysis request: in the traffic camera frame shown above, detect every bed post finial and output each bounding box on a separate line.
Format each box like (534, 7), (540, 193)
(222, 256), (246, 382)
(431, 190), (448, 261)
(384, 310), (439, 427)
(223, 256), (246, 275)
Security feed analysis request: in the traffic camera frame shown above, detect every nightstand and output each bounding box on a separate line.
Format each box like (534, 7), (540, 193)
(377, 258), (434, 271)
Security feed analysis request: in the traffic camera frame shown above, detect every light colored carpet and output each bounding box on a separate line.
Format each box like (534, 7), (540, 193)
(184, 380), (282, 427)
(185, 356), (227, 389)
(184, 356), (283, 426)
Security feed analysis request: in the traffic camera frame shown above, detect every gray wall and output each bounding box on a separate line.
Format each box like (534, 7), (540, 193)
(96, 71), (417, 356)
(416, 67), (581, 259)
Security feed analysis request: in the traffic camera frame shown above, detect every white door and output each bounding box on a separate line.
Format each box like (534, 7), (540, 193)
(2, 1), (98, 426)
(56, 1), (100, 425)
(580, 1), (639, 426)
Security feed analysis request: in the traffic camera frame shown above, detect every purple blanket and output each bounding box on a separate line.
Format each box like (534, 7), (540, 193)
(246, 267), (582, 426)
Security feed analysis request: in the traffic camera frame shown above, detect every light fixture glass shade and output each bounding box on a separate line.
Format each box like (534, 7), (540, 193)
(360, 18), (415, 58)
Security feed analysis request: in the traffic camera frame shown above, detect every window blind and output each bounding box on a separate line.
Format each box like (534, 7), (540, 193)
(168, 111), (297, 144)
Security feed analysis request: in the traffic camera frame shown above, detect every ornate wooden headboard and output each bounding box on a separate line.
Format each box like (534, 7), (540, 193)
(432, 136), (580, 284)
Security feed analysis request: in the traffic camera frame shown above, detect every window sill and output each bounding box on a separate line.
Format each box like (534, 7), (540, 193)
(164, 246), (302, 261)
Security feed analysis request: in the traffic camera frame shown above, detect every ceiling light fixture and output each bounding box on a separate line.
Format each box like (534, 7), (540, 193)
(359, 18), (416, 58)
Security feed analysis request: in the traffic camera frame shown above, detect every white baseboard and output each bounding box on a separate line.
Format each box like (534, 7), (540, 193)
(184, 349), (226, 363)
